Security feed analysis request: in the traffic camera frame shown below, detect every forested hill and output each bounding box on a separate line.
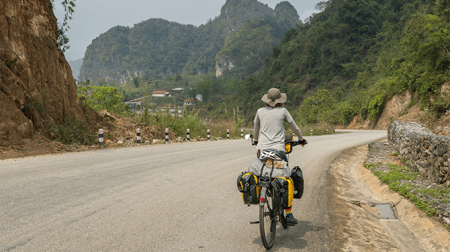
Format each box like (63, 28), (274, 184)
(79, 0), (300, 83)
(213, 0), (450, 126)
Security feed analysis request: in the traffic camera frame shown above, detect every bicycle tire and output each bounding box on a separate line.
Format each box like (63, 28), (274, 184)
(259, 189), (276, 249)
(280, 209), (288, 229)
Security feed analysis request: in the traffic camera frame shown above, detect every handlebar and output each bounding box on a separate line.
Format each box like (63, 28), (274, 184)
(251, 139), (308, 146)
(298, 139), (308, 145)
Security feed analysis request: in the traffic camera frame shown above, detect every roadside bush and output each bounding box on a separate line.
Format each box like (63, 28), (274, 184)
(77, 82), (129, 114)
(52, 117), (96, 145)
(297, 122), (335, 137)
(137, 109), (249, 140)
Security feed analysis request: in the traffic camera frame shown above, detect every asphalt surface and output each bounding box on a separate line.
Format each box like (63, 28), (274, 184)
(0, 130), (386, 251)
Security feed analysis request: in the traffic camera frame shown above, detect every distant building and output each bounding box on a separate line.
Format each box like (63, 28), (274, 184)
(124, 96), (156, 112)
(171, 88), (184, 96)
(152, 90), (170, 97)
(196, 94), (203, 102)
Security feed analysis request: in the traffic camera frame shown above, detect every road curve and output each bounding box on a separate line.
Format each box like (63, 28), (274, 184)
(0, 130), (386, 251)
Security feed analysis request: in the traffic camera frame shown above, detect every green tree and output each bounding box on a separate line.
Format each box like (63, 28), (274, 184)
(132, 76), (140, 88)
(299, 89), (337, 125)
(175, 73), (182, 82)
(397, 11), (450, 108)
(50, 0), (76, 52)
(77, 84), (128, 114)
(194, 80), (213, 102)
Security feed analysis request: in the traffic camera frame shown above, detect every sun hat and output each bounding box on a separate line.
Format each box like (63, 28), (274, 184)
(261, 88), (287, 107)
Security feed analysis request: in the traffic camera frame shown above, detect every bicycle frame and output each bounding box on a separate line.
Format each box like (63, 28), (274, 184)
(259, 180), (270, 207)
(258, 167), (286, 223)
(256, 137), (302, 249)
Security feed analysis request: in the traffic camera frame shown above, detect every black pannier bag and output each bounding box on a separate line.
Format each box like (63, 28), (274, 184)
(271, 177), (293, 209)
(237, 172), (259, 205)
(291, 166), (305, 199)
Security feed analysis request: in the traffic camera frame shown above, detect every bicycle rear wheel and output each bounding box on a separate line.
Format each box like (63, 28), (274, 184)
(259, 188), (276, 250)
(280, 209), (288, 229)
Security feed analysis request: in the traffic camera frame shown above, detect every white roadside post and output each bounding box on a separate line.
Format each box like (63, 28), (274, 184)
(293, 132), (299, 141)
(137, 128), (141, 144)
(165, 128), (169, 144)
(311, 130), (313, 136)
(227, 129), (230, 140)
(326, 129), (328, 135)
(241, 129), (243, 139)
(187, 129), (191, 142)
(207, 129), (210, 141)
(99, 129), (104, 147)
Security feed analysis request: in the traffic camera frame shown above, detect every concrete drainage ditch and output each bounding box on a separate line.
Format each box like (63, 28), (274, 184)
(351, 200), (398, 219)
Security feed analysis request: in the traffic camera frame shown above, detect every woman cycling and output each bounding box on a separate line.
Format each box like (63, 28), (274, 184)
(253, 88), (307, 225)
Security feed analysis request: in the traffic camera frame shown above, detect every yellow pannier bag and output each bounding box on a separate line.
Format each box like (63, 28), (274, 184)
(272, 177), (294, 209)
(237, 172), (259, 205)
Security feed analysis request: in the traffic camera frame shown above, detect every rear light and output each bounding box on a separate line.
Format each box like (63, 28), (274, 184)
(260, 197), (265, 202)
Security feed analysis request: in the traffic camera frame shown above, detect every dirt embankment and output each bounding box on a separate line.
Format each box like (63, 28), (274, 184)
(0, 0), (100, 148)
(347, 84), (450, 131)
(347, 90), (416, 130)
(0, 110), (181, 160)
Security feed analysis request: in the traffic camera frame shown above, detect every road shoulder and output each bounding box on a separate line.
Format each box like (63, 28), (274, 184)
(327, 144), (450, 251)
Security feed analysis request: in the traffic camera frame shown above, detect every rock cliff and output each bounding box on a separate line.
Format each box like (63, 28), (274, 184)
(0, 0), (95, 147)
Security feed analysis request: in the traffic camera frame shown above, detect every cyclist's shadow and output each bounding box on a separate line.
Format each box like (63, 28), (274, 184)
(252, 220), (325, 250)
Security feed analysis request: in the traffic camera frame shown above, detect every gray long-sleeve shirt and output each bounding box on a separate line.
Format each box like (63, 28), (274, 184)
(253, 107), (304, 151)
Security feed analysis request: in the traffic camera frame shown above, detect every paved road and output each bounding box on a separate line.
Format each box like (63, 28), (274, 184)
(0, 130), (386, 251)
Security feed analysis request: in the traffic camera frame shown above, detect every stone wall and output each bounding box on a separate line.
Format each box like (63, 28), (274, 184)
(388, 121), (450, 184)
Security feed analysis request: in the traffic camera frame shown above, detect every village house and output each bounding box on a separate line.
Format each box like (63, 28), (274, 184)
(152, 90), (170, 97)
(171, 88), (184, 96)
(124, 96), (156, 112)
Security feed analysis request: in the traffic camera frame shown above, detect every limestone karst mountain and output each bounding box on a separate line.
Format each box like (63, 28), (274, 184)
(79, 0), (301, 84)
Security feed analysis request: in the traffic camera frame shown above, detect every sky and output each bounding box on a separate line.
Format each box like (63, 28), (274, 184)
(54, 0), (324, 61)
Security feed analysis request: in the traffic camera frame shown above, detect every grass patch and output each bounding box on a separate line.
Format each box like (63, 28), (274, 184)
(367, 163), (450, 217)
(445, 224), (450, 231)
(364, 163), (376, 171)
(373, 164), (419, 184)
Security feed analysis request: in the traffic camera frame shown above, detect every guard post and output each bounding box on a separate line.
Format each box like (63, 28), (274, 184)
(165, 128), (169, 144)
(137, 128), (141, 144)
(99, 129), (104, 147)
